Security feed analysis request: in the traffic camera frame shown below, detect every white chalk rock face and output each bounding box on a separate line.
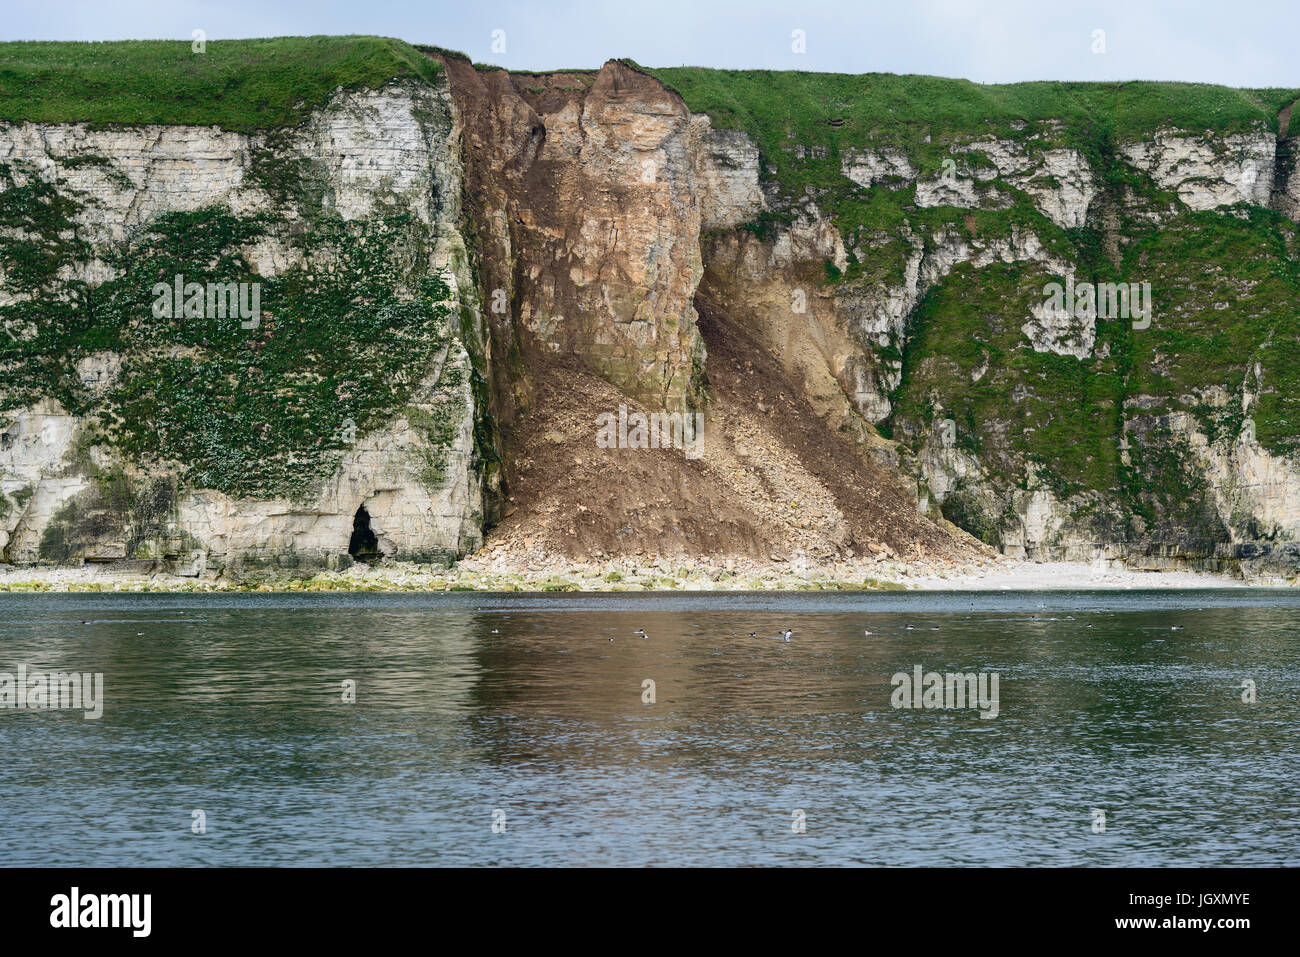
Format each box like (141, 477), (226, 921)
(1120, 127), (1276, 210)
(841, 148), (917, 189)
(909, 138), (1096, 229)
(1022, 299), (1096, 359)
(914, 173), (999, 209)
(1162, 380), (1300, 543)
(0, 123), (253, 247)
(0, 79), (487, 576)
(696, 126), (765, 230)
(979, 143), (1096, 229)
(0, 399), (87, 560)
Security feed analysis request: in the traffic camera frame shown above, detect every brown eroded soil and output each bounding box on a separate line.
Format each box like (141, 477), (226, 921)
(483, 296), (985, 566)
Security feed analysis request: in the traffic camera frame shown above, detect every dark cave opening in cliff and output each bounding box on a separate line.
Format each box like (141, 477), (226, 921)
(348, 506), (381, 562)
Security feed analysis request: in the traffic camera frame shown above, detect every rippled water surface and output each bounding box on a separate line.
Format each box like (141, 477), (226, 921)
(1, 590), (1298, 866)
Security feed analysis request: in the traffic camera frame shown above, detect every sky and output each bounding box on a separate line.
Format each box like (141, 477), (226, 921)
(3, 0), (1298, 88)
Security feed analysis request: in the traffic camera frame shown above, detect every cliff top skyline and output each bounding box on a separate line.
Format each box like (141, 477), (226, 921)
(1, 0), (1297, 88)
(2, 36), (1296, 137)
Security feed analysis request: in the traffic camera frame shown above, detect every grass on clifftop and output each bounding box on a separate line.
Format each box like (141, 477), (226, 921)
(644, 66), (1299, 144)
(0, 36), (442, 131)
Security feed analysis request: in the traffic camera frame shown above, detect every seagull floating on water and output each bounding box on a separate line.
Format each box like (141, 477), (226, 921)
(633, 629), (647, 638)
(774, 629), (793, 642)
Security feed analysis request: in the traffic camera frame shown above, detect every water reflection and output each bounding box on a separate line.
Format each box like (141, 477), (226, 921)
(0, 591), (1297, 866)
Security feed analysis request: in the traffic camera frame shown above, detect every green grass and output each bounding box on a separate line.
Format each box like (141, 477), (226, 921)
(0, 36), (443, 131)
(645, 65), (1297, 153)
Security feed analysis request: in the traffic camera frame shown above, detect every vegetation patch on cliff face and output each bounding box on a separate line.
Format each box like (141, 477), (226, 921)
(1124, 207), (1300, 458)
(245, 130), (332, 215)
(0, 36), (443, 131)
(405, 357), (469, 492)
(0, 191), (461, 499)
(0, 161), (90, 296)
(891, 260), (1126, 507)
(887, 204), (1300, 544)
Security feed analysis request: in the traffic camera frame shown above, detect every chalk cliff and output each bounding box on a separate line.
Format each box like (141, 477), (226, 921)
(1, 77), (491, 576)
(3, 39), (1300, 582)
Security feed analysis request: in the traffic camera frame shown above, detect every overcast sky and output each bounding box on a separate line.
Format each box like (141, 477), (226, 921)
(4, 0), (1297, 87)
